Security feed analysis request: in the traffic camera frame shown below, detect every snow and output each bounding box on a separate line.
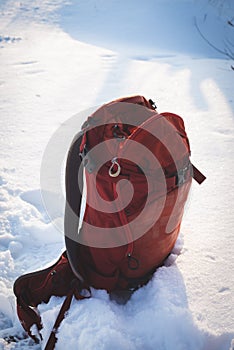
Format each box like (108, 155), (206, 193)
(0, 0), (234, 349)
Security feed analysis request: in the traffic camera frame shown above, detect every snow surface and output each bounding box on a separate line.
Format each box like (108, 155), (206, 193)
(0, 0), (234, 349)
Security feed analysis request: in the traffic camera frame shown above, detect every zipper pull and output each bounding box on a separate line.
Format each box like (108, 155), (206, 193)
(109, 157), (121, 177)
(127, 253), (139, 270)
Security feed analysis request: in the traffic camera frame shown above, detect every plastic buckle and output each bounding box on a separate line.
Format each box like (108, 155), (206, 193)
(176, 164), (191, 186)
(80, 144), (96, 174)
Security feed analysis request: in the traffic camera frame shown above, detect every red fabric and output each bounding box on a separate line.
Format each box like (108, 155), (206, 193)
(13, 253), (75, 340)
(14, 253), (92, 345)
(69, 96), (192, 292)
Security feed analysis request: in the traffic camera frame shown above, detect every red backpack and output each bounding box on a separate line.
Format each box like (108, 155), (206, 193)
(14, 96), (205, 349)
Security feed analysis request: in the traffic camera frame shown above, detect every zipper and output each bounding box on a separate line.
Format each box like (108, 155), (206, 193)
(110, 155), (134, 257)
(109, 114), (160, 263)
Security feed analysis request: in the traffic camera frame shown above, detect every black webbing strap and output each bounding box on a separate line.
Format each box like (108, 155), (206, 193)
(192, 164), (206, 184)
(44, 288), (74, 350)
(64, 131), (85, 282)
(44, 280), (90, 350)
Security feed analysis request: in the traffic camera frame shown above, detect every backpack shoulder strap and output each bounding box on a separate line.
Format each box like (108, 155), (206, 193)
(64, 131), (85, 282)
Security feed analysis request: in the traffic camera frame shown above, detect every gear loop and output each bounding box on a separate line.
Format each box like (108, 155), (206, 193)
(109, 157), (121, 177)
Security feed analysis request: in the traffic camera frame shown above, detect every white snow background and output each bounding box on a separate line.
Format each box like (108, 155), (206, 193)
(0, 0), (234, 349)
